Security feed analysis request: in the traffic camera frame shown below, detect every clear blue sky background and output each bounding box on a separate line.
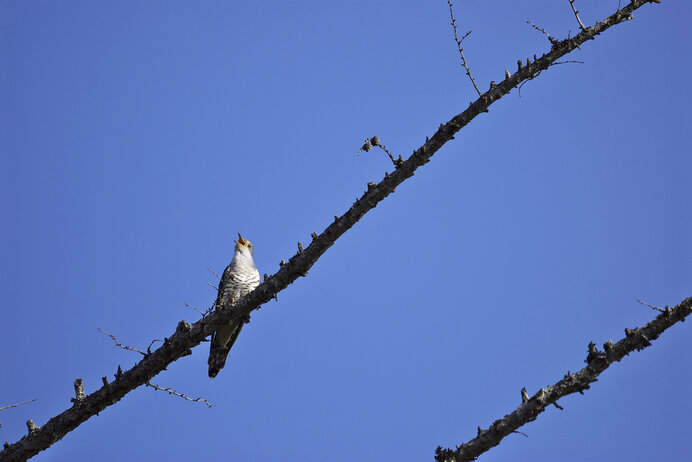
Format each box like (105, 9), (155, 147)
(1, 1), (690, 461)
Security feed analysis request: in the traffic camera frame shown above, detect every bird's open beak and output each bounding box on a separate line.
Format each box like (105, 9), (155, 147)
(236, 233), (247, 246)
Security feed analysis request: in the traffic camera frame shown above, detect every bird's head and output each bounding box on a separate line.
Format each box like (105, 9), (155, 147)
(235, 233), (254, 257)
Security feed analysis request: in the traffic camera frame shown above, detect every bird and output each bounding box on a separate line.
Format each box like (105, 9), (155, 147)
(208, 233), (261, 378)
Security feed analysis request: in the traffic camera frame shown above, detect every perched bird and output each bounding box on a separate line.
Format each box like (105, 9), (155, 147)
(208, 233), (261, 378)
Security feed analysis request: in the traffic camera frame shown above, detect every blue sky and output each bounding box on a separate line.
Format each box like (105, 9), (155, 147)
(1, 1), (690, 461)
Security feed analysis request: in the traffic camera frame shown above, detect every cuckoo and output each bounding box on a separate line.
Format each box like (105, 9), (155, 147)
(208, 233), (261, 378)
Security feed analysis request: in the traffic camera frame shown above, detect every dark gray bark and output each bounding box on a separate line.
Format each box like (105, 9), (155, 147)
(0, 1), (670, 460)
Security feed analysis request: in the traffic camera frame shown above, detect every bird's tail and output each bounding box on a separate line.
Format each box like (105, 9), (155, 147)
(208, 344), (230, 378)
(207, 322), (245, 378)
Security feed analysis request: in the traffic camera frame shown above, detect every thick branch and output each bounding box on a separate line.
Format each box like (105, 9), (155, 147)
(0, 1), (664, 460)
(435, 297), (692, 462)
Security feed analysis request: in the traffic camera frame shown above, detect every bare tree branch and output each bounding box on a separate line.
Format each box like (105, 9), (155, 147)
(96, 328), (145, 356)
(144, 381), (212, 408)
(207, 268), (221, 281)
(568, 0), (588, 31)
(0, 1), (668, 460)
(637, 298), (666, 313)
(358, 135), (403, 167)
(183, 302), (212, 319)
(0, 400), (37, 413)
(435, 296), (692, 462)
(447, 0), (482, 96)
(526, 20), (559, 47)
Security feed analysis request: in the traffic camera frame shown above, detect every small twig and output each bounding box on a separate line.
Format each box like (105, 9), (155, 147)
(147, 338), (163, 353)
(144, 381), (212, 408)
(526, 21), (558, 47)
(517, 60), (583, 96)
(183, 302), (210, 318)
(0, 399), (37, 412)
(207, 268), (221, 281)
(637, 299), (666, 313)
(97, 328), (145, 356)
(512, 430), (528, 438)
(448, 0), (482, 96)
(568, 0), (588, 31)
(358, 136), (403, 168)
(566, 29), (582, 50)
(207, 282), (218, 291)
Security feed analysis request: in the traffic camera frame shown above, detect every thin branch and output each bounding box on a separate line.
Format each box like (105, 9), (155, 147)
(434, 296), (692, 462)
(97, 328), (145, 356)
(146, 339), (163, 353)
(144, 381), (212, 408)
(0, 1), (668, 460)
(358, 136), (403, 168)
(448, 0), (482, 97)
(526, 21), (559, 47)
(637, 298), (667, 313)
(207, 268), (221, 281)
(184, 302), (211, 318)
(0, 400), (37, 412)
(517, 60), (584, 96)
(569, 0), (588, 31)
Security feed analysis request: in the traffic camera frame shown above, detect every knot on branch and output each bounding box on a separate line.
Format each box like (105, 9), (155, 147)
(176, 320), (191, 334)
(71, 378), (85, 404)
(585, 341), (605, 363)
(26, 419), (39, 435)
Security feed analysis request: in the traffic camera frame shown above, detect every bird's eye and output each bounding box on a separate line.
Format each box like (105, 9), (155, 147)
(247, 243), (252, 247)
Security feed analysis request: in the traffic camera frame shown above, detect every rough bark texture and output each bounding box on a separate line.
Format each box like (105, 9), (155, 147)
(435, 297), (692, 462)
(0, 1), (668, 461)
